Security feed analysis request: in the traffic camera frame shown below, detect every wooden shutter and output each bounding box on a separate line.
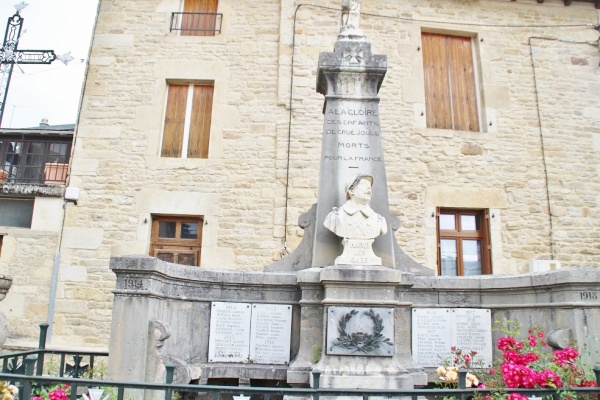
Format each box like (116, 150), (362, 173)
(187, 84), (213, 158)
(423, 33), (452, 129)
(182, 0), (218, 37)
(422, 33), (479, 132)
(447, 36), (479, 132)
(162, 84), (188, 157)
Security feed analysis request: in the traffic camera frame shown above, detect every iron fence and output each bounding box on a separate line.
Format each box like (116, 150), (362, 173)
(0, 324), (108, 378)
(0, 324), (599, 400)
(1, 368), (600, 400)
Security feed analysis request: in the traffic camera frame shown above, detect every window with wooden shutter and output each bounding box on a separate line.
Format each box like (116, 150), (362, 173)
(161, 83), (213, 159)
(422, 32), (480, 132)
(151, 216), (203, 266)
(437, 209), (491, 276)
(182, 0), (219, 37)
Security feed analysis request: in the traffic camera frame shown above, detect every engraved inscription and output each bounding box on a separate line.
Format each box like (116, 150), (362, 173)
(580, 292), (598, 300)
(249, 304), (292, 364)
(323, 105), (383, 164)
(123, 278), (143, 290)
(412, 308), (493, 367)
(208, 302), (251, 362)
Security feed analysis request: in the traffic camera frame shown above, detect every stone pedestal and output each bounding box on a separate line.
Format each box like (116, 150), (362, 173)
(312, 265), (426, 390)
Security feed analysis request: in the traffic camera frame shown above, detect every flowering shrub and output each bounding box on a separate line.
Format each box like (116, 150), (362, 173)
(488, 321), (598, 395)
(31, 383), (70, 400)
(437, 320), (598, 400)
(0, 381), (19, 400)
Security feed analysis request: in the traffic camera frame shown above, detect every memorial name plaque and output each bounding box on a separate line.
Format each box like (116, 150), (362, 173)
(249, 304), (293, 364)
(208, 302), (293, 364)
(208, 302), (252, 362)
(412, 308), (492, 367)
(411, 308), (453, 367)
(326, 306), (394, 356)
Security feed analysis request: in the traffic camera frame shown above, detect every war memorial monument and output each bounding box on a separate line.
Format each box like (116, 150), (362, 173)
(107, 0), (600, 393)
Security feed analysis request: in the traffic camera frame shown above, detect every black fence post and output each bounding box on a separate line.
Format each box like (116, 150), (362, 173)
(312, 369), (321, 400)
(36, 322), (49, 376)
(165, 363), (176, 400)
(38, 323), (49, 349)
(594, 365), (600, 400)
(21, 355), (37, 399)
(458, 368), (467, 400)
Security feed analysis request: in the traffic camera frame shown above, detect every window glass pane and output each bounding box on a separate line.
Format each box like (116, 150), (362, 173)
(178, 253), (196, 266)
(156, 252), (175, 263)
(440, 239), (457, 276)
(463, 240), (482, 276)
(0, 199), (34, 228)
(158, 221), (176, 238)
(439, 214), (455, 230)
(181, 222), (198, 239)
(461, 215), (480, 231)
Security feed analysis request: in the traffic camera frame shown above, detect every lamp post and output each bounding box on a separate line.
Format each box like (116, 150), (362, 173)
(0, 2), (73, 127)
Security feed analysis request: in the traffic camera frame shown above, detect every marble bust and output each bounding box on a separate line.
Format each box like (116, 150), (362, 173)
(324, 174), (387, 265)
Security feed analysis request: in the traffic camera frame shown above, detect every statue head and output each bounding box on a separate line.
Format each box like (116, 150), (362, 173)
(345, 174), (373, 201)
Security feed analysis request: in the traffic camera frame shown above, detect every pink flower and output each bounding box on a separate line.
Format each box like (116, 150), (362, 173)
(536, 370), (563, 388)
(498, 337), (523, 351)
(505, 393), (529, 400)
(528, 336), (537, 347)
(49, 388), (69, 400)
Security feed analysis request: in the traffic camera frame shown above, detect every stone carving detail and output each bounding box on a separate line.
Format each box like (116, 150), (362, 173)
(341, 0), (360, 29)
(327, 306), (394, 356)
(324, 174), (387, 265)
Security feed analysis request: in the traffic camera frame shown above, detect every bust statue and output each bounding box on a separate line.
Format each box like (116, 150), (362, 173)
(324, 174), (387, 265)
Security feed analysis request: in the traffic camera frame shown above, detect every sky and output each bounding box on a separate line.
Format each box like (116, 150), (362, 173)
(0, 0), (99, 129)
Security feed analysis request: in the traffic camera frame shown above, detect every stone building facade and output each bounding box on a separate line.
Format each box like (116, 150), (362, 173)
(0, 0), (599, 349)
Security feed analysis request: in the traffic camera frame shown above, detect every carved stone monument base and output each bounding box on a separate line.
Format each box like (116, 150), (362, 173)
(311, 265), (426, 390)
(335, 238), (381, 266)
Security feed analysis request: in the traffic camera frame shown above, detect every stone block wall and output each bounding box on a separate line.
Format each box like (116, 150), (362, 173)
(1, 0), (598, 349)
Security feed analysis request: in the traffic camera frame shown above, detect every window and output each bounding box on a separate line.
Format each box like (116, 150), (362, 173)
(0, 135), (71, 185)
(181, 0), (219, 37)
(437, 209), (491, 276)
(422, 32), (480, 132)
(0, 198), (34, 228)
(161, 83), (213, 159)
(150, 216), (203, 266)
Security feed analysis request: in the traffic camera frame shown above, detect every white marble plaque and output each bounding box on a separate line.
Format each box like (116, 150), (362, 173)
(411, 308), (492, 367)
(412, 308), (453, 366)
(452, 308), (492, 367)
(326, 306), (394, 356)
(208, 302), (252, 362)
(249, 304), (292, 364)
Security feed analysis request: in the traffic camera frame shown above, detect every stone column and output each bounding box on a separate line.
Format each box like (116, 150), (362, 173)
(312, 39), (395, 268)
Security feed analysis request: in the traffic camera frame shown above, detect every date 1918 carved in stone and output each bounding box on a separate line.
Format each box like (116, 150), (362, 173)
(324, 174), (386, 265)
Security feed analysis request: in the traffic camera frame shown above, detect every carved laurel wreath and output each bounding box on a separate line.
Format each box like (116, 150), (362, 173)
(332, 309), (393, 353)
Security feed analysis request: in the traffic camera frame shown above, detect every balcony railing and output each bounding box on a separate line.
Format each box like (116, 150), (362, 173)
(170, 12), (223, 36)
(0, 135), (71, 186)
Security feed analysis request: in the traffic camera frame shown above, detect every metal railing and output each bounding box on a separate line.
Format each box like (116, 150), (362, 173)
(0, 324), (108, 378)
(1, 368), (600, 400)
(1, 324), (599, 400)
(170, 12), (223, 35)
